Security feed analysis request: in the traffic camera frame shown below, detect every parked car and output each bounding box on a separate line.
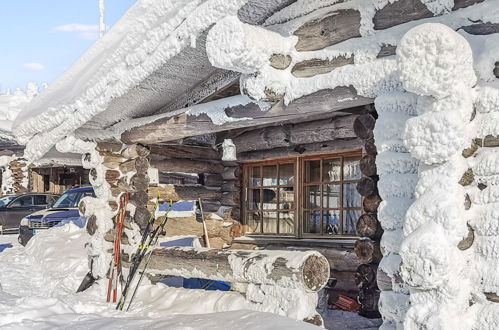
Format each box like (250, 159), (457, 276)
(18, 186), (95, 246)
(0, 193), (59, 231)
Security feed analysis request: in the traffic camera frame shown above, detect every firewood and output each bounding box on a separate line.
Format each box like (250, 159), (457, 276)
(355, 263), (378, 289)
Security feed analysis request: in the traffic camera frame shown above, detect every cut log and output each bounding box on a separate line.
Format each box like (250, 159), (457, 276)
(222, 167), (240, 181)
(131, 174), (150, 192)
(357, 213), (383, 239)
(204, 173), (223, 187)
(377, 44), (396, 58)
(353, 114), (376, 140)
(149, 144), (221, 160)
(221, 181), (240, 192)
(270, 54), (292, 70)
(96, 141), (123, 154)
(102, 155), (127, 169)
(356, 177), (377, 197)
(363, 194), (382, 213)
(460, 23), (499, 35)
(134, 206), (151, 230)
(128, 247), (330, 292)
(105, 170), (121, 183)
(360, 155), (377, 177)
(364, 138), (377, 156)
(355, 263), (378, 289)
(358, 287), (381, 318)
(354, 238), (382, 264)
(293, 9), (361, 51)
(148, 185), (222, 202)
(221, 192), (239, 207)
(291, 55), (354, 78)
(130, 190), (149, 206)
(475, 135), (499, 148)
(373, 0), (433, 30)
(122, 144), (150, 158)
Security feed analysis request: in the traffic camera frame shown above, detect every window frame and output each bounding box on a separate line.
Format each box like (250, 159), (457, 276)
(242, 149), (363, 239)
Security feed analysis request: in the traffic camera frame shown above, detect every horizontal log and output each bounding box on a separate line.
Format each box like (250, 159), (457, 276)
(150, 156), (223, 174)
(377, 45), (396, 58)
(475, 135), (499, 148)
(96, 141), (123, 153)
(461, 23), (499, 35)
(149, 144), (221, 160)
(354, 238), (382, 264)
(293, 9), (361, 51)
(270, 54), (292, 70)
(121, 88), (373, 145)
(158, 172), (199, 185)
(231, 114), (357, 153)
(374, 0), (433, 30)
(148, 185), (221, 202)
(102, 155), (127, 169)
(291, 55), (354, 78)
(122, 144), (150, 158)
(131, 247), (330, 292)
(330, 270), (359, 294)
(203, 173), (223, 187)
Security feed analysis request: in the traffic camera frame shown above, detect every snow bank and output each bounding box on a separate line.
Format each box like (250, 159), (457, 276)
(0, 229), (320, 329)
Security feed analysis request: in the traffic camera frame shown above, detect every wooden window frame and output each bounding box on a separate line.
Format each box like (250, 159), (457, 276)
(242, 149), (363, 239)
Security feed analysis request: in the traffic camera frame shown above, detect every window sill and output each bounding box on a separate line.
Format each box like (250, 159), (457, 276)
(234, 235), (357, 249)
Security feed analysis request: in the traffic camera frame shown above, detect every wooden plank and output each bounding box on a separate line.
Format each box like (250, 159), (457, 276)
(294, 9), (361, 51)
(121, 87), (373, 145)
(231, 114), (357, 153)
(291, 55), (354, 78)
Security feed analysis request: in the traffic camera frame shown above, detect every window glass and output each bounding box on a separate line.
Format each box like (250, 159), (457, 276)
(323, 210), (340, 235)
(248, 189), (261, 210)
(323, 184), (340, 208)
(305, 210), (321, 234)
(263, 212), (278, 233)
(279, 188), (294, 210)
(344, 157), (361, 180)
(343, 209), (361, 235)
(279, 163), (294, 185)
(323, 158), (341, 182)
(305, 160), (320, 183)
(247, 212), (261, 234)
(262, 188), (278, 210)
(0, 196), (15, 207)
(52, 191), (93, 208)
(250, 167), (261, 186)
(343, 183), (361, 208)
(305, 185), (321, 209)
(279, 212), (295, 234)
(10, 195), (34, 207)
(34, 195), (48, 205)
(262, 165), (277, 186)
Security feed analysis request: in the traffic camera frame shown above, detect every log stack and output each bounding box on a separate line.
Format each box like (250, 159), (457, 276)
(353, 112), (382, 318)
(9, 159), (29, 194)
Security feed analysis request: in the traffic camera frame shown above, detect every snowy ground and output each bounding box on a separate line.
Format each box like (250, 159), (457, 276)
(0, 225), (321, 330)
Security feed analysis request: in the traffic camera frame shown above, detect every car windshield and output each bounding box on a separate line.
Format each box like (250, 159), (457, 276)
(52, 191), (93, 208)
(0, 196), (15, 207)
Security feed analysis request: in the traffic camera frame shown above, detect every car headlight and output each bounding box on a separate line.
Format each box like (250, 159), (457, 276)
(20, 217), (29, 226)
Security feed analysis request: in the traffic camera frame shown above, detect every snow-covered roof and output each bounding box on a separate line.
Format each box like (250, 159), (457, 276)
(12, 0), (292, 161)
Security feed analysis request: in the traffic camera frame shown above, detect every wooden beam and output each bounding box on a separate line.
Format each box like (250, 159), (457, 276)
(231, 114), (358, 153)
(293, 9), (361, 51)
(121, 87), (373, 145)
(150, 155), (224, 174)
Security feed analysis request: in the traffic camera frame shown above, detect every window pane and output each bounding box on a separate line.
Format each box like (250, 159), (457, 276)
(305, 185), (321, 209)
(248, 189), (261, 210)
(305, 160), (321, 183)
(323, 158), (341, 182)
(343, 183), (362, 208)
(344, 157), (361, 180)
(343, 209), (361, 235)
(263, 212), (278, 233)
(250, 167), (261, 186)
(34, 195), (48, 205)
(323, 210), (340, 235)
(323, 184), (340, 208)
(262, 188), (278, 210)
(279, 188), (294, 210)
(262, 165), (277, 186)
(11, 195), (33, 207)
(279, 211), (295, 234)
(247, 212), (261, 233)
(304, 210), (321, 234)
(279, 163), (295, 185)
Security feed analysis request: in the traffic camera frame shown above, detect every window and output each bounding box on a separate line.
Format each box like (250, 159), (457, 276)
(10, 195), (34, 207)
(243, 151), (362, 238)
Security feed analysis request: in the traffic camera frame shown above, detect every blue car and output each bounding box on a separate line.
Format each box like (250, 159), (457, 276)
(18, 186), (95, 246)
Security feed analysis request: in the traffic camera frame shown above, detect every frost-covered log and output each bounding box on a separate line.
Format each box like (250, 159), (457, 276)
(132, 247), (330, 292)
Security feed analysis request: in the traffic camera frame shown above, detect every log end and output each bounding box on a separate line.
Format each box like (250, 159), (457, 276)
(302, 254), (330, 291)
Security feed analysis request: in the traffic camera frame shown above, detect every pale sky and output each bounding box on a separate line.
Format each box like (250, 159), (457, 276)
(0, 0), (136, 92)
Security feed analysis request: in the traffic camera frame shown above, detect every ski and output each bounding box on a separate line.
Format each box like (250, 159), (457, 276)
(125, 200), (172, 311)
(116, 192), (162, 310)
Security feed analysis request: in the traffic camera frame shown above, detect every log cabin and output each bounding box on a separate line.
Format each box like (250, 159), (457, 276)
(10, 0), (499, 328)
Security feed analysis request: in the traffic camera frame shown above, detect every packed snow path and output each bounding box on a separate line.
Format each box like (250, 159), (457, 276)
(0, 225), (320, 330)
